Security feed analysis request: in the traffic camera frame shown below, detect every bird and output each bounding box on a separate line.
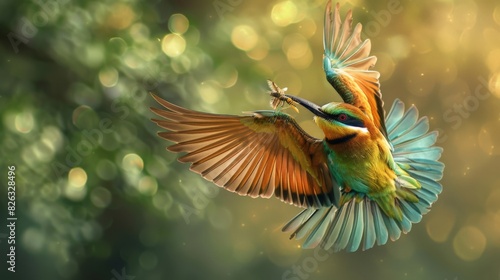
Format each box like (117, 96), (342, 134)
(150, 1), (444, 252)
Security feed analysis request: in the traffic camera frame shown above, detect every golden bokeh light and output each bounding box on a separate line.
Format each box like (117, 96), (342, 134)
(214, 63), (238, 88)
(98, 67), (119, 87)
(231, 25), (259, 51)
(40, 126), (63, 154)
(69, 167), (88, 188)
(105, 3), (135, 30)
(65, 167), (88, 201)
(161, 34), (186, 57)
(386, 36), (410, 60)
(426, 204), (456, 243)
(297, 17), (317, 38)
(169, 14), (189, 35)
(123, 49), (143, 69)
(122, 153), (144, 172)
(271, 1), (298, 27)
(282, 33), (312, 69)
(14, 110), (34, 133)
(453, 226), (487, 261)
(138, 176), (158, 196)
(198, 82), (222, 105)
(247, 38), (270, 61)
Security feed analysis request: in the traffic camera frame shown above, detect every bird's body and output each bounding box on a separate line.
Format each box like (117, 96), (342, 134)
(150, 1), (443, 252)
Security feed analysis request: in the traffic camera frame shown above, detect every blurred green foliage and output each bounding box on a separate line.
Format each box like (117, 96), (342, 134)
(1, 0), (500, 279)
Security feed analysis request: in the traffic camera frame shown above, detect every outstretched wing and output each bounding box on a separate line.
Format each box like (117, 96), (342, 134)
(323, 1), (387, 137)
(150, 94), (340, 208)
(282, 99), (444, 252)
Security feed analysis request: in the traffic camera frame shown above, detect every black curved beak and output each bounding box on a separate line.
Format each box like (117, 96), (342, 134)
(284, 94), (329, 119)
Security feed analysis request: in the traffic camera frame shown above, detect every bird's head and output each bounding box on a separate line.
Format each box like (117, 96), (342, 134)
(314, 102), (370, 144)
(283, 95), (371, 144)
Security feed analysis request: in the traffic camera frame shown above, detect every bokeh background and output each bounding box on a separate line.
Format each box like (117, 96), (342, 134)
(1, 0), (500, 279)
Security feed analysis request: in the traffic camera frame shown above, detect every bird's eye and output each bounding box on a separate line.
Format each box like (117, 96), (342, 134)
(337, 113), (348, 121)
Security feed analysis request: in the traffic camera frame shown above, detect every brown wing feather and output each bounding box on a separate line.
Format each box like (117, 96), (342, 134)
(151, 94), (340, 208)
(323, 1), (387, 137)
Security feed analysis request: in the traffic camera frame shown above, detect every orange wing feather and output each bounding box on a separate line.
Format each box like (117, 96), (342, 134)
(150, 94), (340, 208)
(323, 1), (387, 137)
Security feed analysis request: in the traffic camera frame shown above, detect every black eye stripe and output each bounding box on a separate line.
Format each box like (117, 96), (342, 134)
(342, 118), (365, 128)
(327, 113), (365, 128)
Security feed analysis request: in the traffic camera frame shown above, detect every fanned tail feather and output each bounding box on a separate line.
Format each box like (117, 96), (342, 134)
(282, 99), (444, 252)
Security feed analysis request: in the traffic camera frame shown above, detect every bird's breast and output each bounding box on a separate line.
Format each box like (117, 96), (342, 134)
(324, 137), (396, 194)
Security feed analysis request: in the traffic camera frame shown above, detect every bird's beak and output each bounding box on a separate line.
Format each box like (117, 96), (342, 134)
(284, 94), (329, 119)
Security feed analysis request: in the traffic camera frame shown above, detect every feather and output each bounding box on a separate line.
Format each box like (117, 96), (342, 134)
(150, 94), (339, 208)
(346, 200), (364, 252)
(372, 201), (388, 246)
(390, 118), (429, 145)
(322, 0), (387, 137)
(303, 208), (336, 248)
(389, 105), (419, 139)
(362, 199), (376, 250)
(385, 99), (405, 132)
(394, 132), (438, 152)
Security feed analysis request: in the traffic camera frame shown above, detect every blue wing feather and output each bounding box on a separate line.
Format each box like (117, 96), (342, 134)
(390, 118), (429, 145)
(335, 201), (355, 251)
(362, 199), (376, 250)
(346, 201), (364, 252)
(385, 99), (405, 131)
(371, 201), (389, 246)
(302, 208), (335, 248)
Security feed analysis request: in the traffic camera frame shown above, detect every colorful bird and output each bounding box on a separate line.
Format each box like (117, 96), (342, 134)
(150, 1), (443, 252)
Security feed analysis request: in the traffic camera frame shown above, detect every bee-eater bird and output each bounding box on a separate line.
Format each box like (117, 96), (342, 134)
(150, 1), (444, 252)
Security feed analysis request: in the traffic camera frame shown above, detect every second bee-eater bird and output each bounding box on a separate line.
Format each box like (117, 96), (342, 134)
(150, 1), (444, 252)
